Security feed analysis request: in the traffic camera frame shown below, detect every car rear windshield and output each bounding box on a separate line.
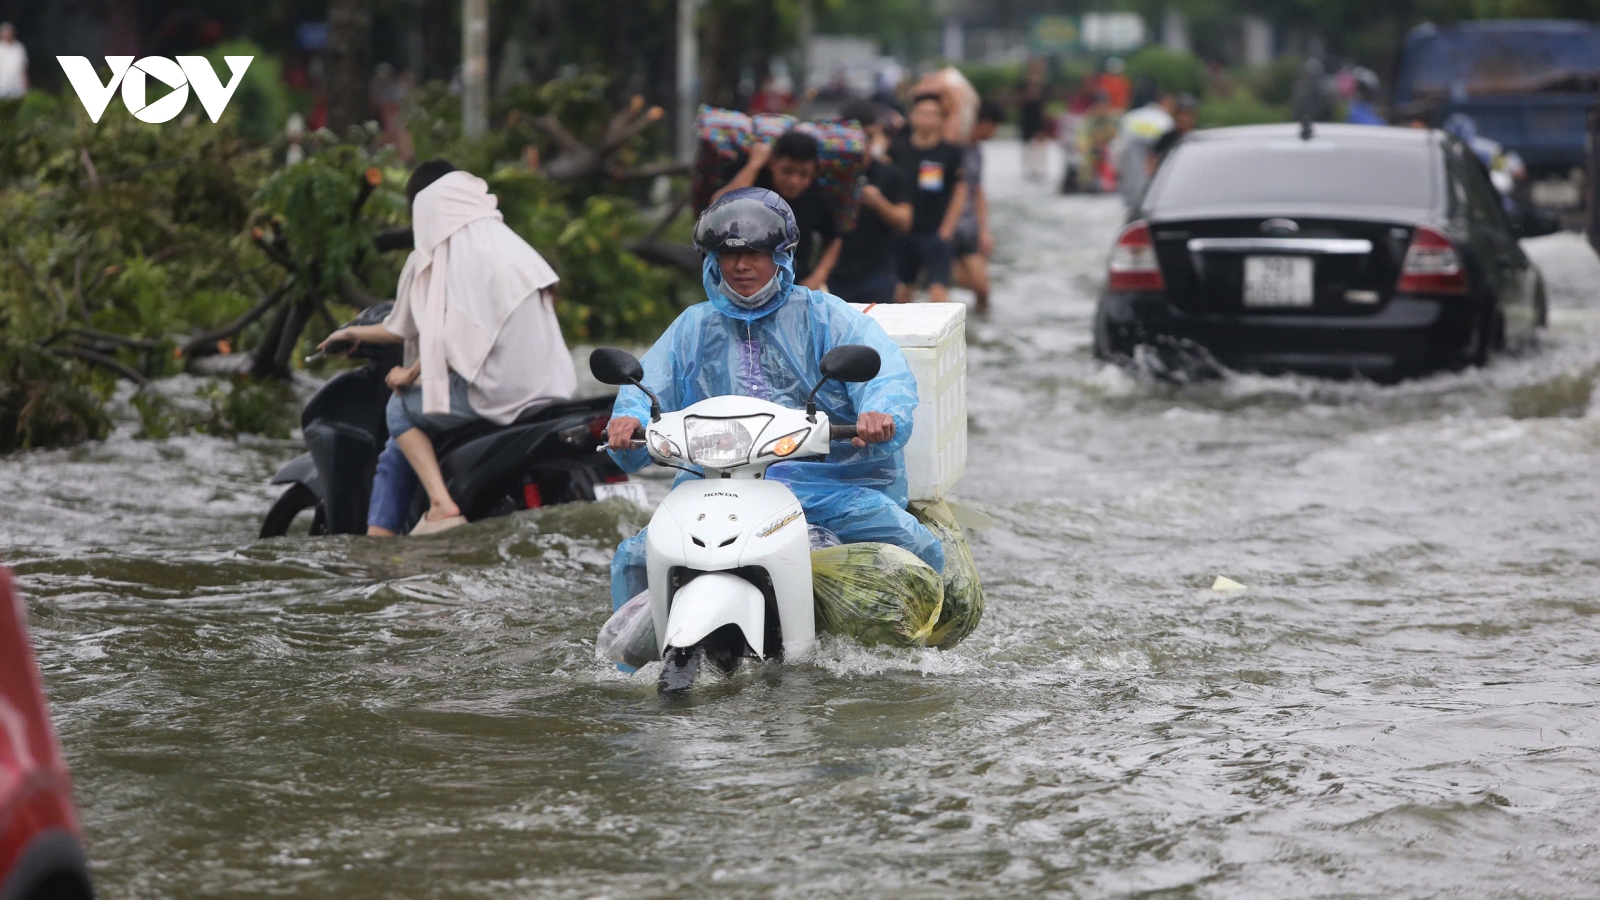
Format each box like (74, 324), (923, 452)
(1148, 140), (1435, 211)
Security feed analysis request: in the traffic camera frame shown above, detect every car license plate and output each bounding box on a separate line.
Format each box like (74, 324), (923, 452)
(593, 481), (648, 507)
(1243, 256), (1314, 307)
(1531, 178), (1581, 210)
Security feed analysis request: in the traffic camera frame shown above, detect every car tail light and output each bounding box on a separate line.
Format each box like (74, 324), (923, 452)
(1397, 226), (1468, 295)
(1107, 220), (1166, 292)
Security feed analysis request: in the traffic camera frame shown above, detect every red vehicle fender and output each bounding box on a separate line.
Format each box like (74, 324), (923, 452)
(0, 569), (91, 900)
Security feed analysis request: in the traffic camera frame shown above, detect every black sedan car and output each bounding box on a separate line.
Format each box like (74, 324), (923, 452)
(1094, 124), (1547, 379)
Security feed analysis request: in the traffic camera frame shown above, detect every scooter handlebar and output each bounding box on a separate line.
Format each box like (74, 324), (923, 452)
(829, 423), (858, 441)
(595, 425), (647, 453)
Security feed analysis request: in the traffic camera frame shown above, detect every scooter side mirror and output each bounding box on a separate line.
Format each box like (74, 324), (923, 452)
(590, 348), (662, 421)
(590, 348), (645, 386)
(818, 345), (881, 384)
(807, 345), (882, 420)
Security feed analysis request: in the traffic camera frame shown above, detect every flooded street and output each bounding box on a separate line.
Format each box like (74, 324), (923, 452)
(9, 142), (1600, 897)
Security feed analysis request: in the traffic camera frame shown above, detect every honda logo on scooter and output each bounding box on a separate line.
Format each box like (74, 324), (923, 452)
(57, 56), (252, 124)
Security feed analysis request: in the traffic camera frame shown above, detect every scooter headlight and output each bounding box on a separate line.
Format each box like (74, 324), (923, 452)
(684, 415), (771, 469)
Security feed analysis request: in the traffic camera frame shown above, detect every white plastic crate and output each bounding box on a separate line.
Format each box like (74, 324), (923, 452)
(852, 302), (967, 500)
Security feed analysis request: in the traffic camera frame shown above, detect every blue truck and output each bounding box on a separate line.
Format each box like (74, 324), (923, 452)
(1393, 20), (1599, 180)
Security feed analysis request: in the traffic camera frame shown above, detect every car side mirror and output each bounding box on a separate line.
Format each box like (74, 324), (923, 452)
(589, 348), (661, 421)
(806, 345), (881, 421)
(819, 345), (881, 384)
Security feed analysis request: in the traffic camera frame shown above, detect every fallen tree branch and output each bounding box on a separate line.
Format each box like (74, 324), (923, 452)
(311, 297), (340, 335)
(600, 105), (665, 153)
(36, 158), (186, 202)
(72, 254), (90, 320)
(338, 273), (382, 309)
(57, 328), (162, 351)
(627, 239), (700, 274)
(148, 242), (197, 265)
(530, 114), (589, 155)
(51, 346), (149, 386)
(644, 192), (692, 242)
(607, 160), (692, 181)
(181, 277), (294, 356)
(250, 228), (297, 272)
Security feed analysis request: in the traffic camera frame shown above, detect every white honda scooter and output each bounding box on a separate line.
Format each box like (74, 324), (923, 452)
(590, 344), (882, 693)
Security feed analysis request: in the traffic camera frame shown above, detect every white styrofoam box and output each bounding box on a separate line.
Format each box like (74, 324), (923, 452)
(852, 302), (967, 500)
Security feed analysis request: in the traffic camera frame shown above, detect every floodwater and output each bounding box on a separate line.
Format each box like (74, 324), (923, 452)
(10, 143), (1600, 898)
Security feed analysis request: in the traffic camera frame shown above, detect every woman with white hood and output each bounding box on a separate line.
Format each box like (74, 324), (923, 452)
(318, 160), (577, 535)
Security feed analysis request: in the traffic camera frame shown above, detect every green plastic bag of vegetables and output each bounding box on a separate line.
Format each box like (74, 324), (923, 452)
(811, 542), (945, 648)
(911, 500), (985, 650)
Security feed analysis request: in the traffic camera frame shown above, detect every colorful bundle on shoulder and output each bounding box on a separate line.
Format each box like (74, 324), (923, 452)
(796, 119), (869, 233)
(693, 105), (754, 213)
(693, 107), (868, 232)
(751, 113), (797, 141)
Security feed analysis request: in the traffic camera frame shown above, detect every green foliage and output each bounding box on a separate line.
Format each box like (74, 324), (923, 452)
(1125, 46), (1208, 98)
(133, 380), (298, 440)
(409, 73), (660, 191)
(0, 337), (111, 453)
(960, 62), (1024, 106)
(1199, 91), (1292, 128)
(198, 41), (290, 142)
(198, 380), (297, 439)
(0, 73), (685, 453)
(1245, 57), (1306, 107)
(480, 169), (678, 342)
(0, 106), (274, 353)
(550, 196), (677, 342)
(253, 143), (407, 299)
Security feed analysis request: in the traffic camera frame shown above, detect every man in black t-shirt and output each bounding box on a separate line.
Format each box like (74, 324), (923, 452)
(831, 100), (914, 305)
(711, 130), (841, 288)
(890, 92), (966, 303)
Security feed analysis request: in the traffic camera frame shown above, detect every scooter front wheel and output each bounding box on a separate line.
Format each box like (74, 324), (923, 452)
(260, 484), (327, 538)
(658, 646), (703, 694)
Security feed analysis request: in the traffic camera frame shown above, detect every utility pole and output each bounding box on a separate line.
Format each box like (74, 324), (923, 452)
(325, 0), (373, 133)
(796, 0), (814, 115)
(675, 0), (700, 162)
(462, 0), (489, 137)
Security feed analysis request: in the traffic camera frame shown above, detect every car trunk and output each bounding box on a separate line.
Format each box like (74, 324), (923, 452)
(1149, 217), (1415, 316)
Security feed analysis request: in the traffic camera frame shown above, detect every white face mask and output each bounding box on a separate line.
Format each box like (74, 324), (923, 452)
(718, 270), (783, 309)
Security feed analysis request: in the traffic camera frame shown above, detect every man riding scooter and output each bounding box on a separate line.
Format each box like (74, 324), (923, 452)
(604, 188), (944, 612)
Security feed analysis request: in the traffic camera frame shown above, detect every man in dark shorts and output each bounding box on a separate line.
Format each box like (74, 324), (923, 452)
(952, 100), (1003, 316)
(830, 100), (913, 305)
(890, 92), (966, 304)
(1018, 58), (1049, 181)
(711, 130), (841, 289)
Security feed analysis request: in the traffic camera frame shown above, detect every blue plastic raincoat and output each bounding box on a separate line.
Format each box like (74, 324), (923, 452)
(609, 191), (943, 610)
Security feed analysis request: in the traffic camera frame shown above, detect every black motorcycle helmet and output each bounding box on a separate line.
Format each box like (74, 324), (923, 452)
(693, 188), (799, 257)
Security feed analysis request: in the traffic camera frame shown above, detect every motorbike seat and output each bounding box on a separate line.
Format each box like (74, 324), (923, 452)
(431, 395), (616, 458)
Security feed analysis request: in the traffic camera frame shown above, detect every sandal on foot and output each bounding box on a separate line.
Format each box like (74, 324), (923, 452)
(410, 514), (467, 536)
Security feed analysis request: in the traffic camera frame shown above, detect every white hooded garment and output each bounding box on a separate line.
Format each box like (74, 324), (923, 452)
(382, 171), (577, 424)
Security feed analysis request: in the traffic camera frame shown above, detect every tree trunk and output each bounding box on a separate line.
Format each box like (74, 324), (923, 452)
(462, 0), (490, 137)
(326, 0), (374, 133)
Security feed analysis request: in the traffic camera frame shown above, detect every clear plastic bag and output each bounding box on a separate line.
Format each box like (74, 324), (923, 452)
(911, 500), (985, 650)
(808, 525), (842, 550)
(596, 590), (657, 668)
(811, 542), (944, 648)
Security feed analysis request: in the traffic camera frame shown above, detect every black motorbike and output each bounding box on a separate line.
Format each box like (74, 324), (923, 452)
(259, 302), (632, 537)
